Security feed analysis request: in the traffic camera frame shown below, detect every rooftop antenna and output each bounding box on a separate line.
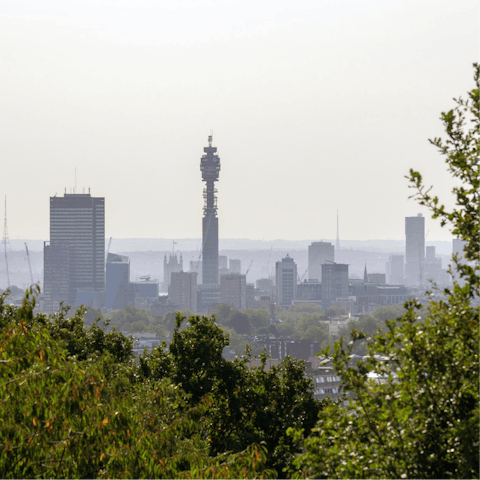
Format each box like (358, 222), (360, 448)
(336, 210), (340, 251)
(172, 239), (176, 257)
(208, 131), (213, 147)
(75, 167), (77, 194)
(2, 196), (11, 288)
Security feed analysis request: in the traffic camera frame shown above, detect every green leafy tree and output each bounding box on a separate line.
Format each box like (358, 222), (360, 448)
(212, 303), (234, 326)
(46, 303), (134, 364)
(325, 306), (347, 319)
(0, 290), (275, 479)
(108, 305), (153, 332)
(82, 306), (104, 326)
(141, 313), (323, 475)
(228, 310), (252, 335)
(244, 308), (270, 333)
(372, 304), (406, 322)
(289, 303), (323, 314)
(289, 64), (479, 479)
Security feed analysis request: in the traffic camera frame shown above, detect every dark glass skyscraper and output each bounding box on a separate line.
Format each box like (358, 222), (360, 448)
(200, 135), (221, 285)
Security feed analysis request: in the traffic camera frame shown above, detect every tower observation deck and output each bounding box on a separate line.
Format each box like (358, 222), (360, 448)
(200, 135), (221, 284)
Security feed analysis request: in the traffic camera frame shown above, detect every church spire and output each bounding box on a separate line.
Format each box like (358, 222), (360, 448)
(364, 264), (368, 283)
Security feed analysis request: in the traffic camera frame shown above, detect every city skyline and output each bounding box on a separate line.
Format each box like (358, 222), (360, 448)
(1, 0), (477, 242)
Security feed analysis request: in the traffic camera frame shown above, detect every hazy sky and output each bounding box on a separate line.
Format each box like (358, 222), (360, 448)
(1, 0), (478, 242)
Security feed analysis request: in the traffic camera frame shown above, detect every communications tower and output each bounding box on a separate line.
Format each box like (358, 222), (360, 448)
(200, 135), (221, 284)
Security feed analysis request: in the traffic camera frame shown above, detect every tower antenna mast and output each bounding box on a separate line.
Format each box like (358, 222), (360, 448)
(200, 133), (221, 285)
(2, 196), (11, 288)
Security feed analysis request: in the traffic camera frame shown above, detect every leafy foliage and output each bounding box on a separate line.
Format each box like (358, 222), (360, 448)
(0, 291), (276, 478)
(140, 314), (323, 475)
(289, 63), (479, 479)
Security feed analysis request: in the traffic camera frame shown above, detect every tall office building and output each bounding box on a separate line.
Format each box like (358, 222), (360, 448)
(219, 255), (228, 270)
(321, 263), (348, 309)
(276, 254), (297, 306)
(200, 135), (221, 285)
(170, 271), (198, 313)
(424, 246), (446, 284)
(43, 243), (70, 312)
(219, 254), (230, 277)
(44, 192), (105, 310)
(229, 259), (241, 274)
(308, 241), (334, 282)
(220, 273), (247, 310)
(106, 253), (132, 310)
(405, 214), (425, 285)
(386, 254), (405, 285)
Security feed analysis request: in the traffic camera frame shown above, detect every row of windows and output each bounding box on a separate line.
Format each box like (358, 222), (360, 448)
(315, 387), (339, 395)
(315, 375), (341, 383)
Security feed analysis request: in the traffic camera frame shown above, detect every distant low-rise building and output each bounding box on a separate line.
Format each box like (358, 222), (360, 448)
(296, 280), (322, 302)
(132, 277), (159, 309)
(306, 361), (343, 401)
(367, 273), (386, 285)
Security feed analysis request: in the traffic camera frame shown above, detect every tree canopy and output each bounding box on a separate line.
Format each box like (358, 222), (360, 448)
(289, 63), (479, 479)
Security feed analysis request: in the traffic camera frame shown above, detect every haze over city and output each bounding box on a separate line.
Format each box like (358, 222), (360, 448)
(0, 0), (478, 477)
(1, 0), (478, 242)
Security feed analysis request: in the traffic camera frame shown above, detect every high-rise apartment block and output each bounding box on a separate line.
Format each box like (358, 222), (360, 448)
(405, 214), (425, 285)
(308, 241), (334, 282)
(276, 255), (297, 306)
(170, 271), (198, 313)
(321, 263), (348, 309)
(200, 136), (221, 285)
(220, 273), (247, 310)
(44, 192), (105, 311)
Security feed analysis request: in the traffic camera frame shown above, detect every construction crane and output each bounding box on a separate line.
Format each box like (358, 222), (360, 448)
(245, 259), (254, 277)
(105, 236), (112, 264)
(24, 242), (35, 286)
